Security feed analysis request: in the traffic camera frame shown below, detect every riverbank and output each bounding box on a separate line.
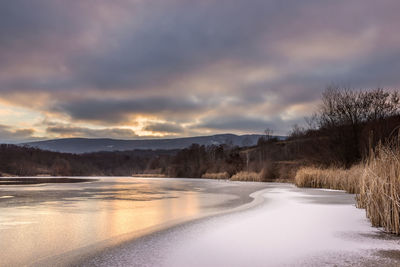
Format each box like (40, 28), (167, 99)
(75, 184), (400, 267)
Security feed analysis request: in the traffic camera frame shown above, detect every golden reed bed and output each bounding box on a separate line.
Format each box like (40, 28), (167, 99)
(295, 142), (400, 235)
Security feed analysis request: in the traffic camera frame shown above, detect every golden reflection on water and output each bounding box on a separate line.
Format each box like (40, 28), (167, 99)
(0, 178), (204, 266)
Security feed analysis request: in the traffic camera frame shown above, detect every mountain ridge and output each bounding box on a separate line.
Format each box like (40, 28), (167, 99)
(21, 134), (279, 154)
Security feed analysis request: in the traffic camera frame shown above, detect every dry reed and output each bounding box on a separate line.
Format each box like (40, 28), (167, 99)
(357, 143), (400, 234)
(295, 166), (361, 194)
(201, 172), (230, 180)
(230, 171), (262, 182)
(294, 140), (400, 234)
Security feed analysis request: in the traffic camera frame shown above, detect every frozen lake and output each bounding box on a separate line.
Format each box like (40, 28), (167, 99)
(1, 178), (399, 266)
(0, 177), (267, 266)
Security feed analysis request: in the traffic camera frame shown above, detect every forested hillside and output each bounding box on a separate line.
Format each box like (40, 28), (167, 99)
(0, 145), (176, 176)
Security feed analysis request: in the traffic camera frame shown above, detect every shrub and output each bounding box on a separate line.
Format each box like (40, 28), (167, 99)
(201, 172), (230, 180)
(230, 171), (261, 182)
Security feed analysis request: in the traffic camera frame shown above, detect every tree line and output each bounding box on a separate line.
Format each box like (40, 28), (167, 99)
(0, 143), (246, 178)
(0, 145), (176, 177)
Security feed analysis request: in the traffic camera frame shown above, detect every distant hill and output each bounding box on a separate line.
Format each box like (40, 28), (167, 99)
(21, 134), (277, 154)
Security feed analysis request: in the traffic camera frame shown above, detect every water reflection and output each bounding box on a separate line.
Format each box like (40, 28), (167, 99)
(0, 178), (236, 266)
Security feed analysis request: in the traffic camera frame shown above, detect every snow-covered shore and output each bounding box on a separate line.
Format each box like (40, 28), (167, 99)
(79, 184), (400, 267)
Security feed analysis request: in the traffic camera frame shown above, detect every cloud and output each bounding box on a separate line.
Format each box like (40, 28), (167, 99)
(46, 125), (138, 139)
(143, 122), (184, 134)
(52, 96), (207, 123)
(0, 0), (400, 140)
(194, 115), (303, 134)
(0, 124), (37, 143)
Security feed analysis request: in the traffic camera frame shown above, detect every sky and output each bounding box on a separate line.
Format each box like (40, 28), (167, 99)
(0, 0), (400, 142)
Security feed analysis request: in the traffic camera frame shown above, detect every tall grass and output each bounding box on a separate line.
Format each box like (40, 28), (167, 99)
(357, 143), (400, 234)
(295, 166), (361, 194)
(201, 172), (230, 180)
(230, 171), (262, 182)
(295, 140), (400, 234)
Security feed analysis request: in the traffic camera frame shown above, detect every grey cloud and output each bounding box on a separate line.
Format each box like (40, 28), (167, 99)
(0, 124), (37, 143)
(0, 0), (304, 92)
(0, 1), (80, 46)
(71, 0), (281, 90)
(46, 125), (138, 139)
(143, 122), (184, 134)
(340, 52), (400, 89)
(194, 115), (303, 135)
(53, 97), (207, 123)
(1, 0), (400, 138)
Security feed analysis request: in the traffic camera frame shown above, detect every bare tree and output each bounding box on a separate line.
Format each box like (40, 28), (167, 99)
(264, 128), (274, 141)
(318, 86), (400, 129)
(310, 86), (400, 165)
(288, 124), (305, 139)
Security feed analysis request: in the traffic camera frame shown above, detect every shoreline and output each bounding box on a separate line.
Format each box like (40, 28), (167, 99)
(0, 177), (96, 185)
